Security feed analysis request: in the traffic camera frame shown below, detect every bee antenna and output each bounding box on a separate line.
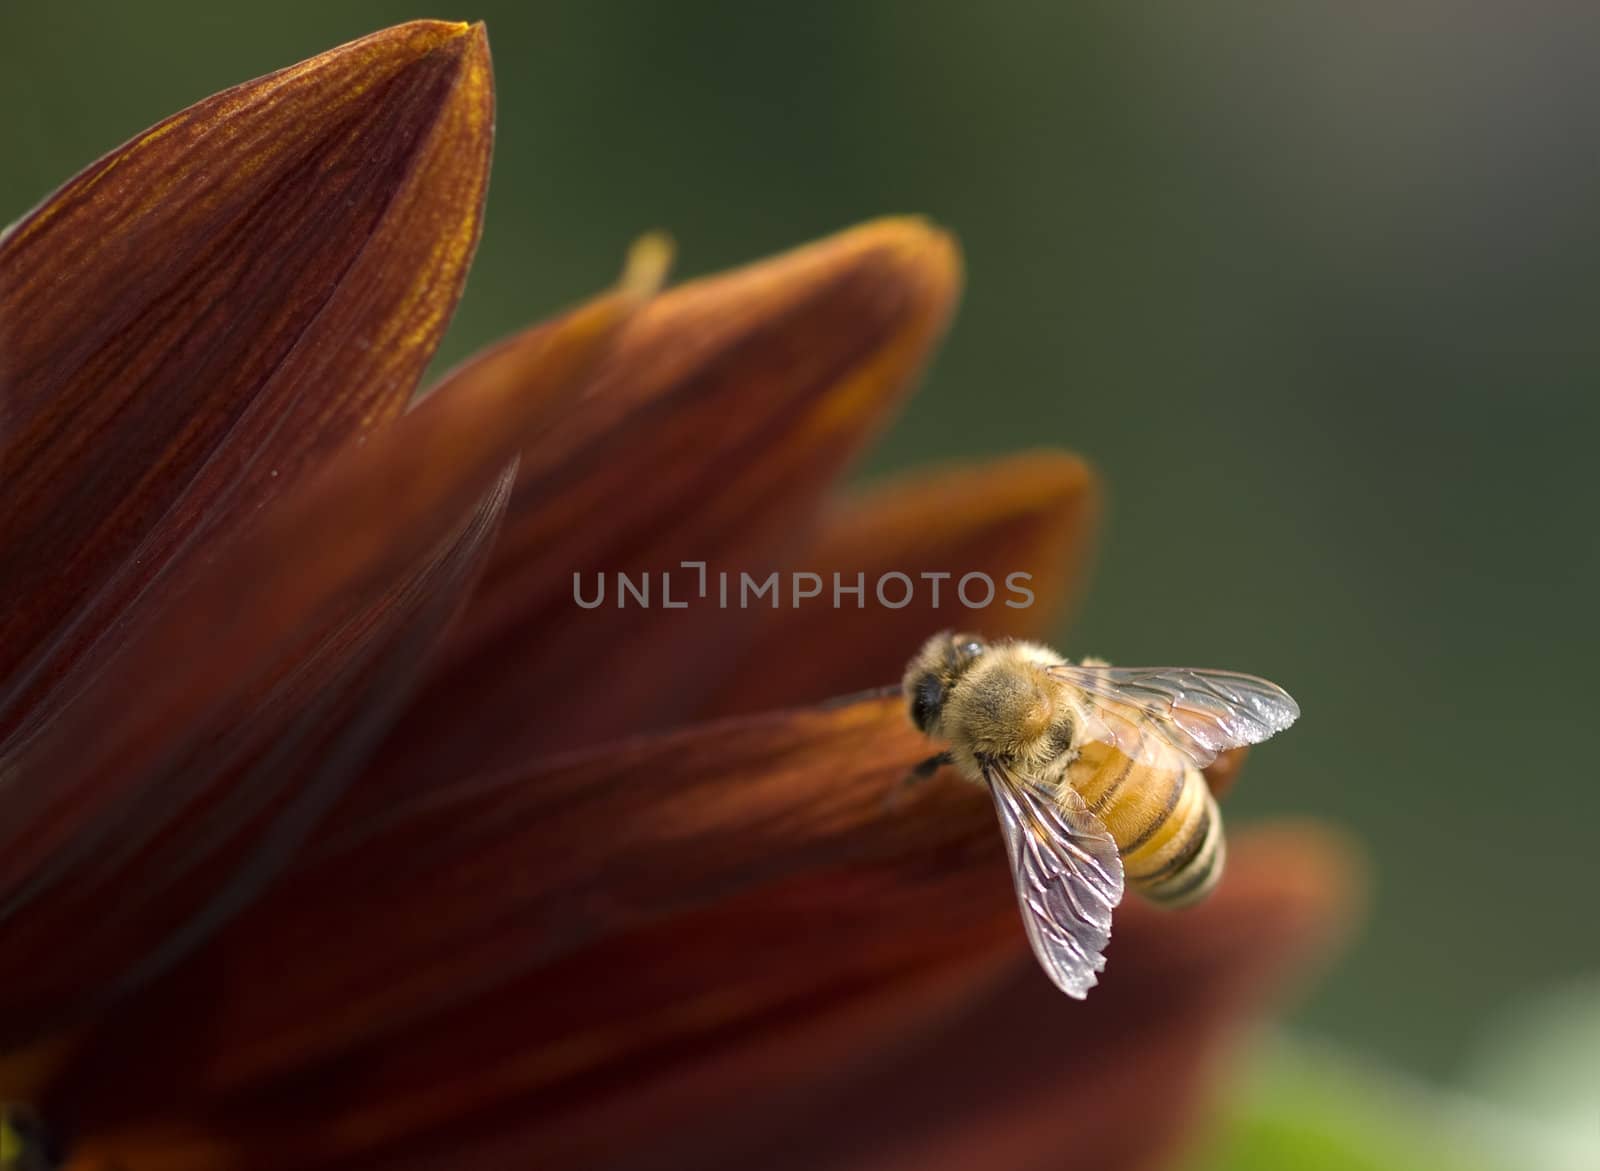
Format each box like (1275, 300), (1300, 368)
(819, 683), (903, 709)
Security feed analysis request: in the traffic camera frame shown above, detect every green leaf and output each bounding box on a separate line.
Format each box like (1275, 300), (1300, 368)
(1186, 1036), (1518, 1171)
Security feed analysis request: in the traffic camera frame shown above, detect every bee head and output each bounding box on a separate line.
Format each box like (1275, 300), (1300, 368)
(903, 631), (988, 735)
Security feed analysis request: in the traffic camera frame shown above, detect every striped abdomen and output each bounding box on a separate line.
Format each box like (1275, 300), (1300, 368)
(1066, 739), (1224, 906)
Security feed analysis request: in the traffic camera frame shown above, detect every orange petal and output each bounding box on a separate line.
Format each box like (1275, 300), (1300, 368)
(0, 21), (492, 748)
(700, 451), (1100, 718)
(336, 219), (962, 822)
(0, 271), (645, 1049)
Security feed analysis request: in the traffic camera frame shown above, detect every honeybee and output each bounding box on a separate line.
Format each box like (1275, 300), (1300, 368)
(902, 631), (1299, 998)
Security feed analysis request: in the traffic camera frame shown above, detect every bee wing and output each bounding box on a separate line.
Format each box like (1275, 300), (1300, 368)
(1047, 663), (1300, 769)
(983, 759), (1125, 999)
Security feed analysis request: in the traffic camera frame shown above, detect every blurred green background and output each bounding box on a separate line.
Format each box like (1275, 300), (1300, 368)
(6, 1), (1596, 1158)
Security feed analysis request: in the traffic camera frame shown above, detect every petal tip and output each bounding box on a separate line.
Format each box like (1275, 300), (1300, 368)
(986, 449), (1100, 513)
(317, 21), (484, 75)
(384, 18), (478, 48)
(352, 21), (492, 101)
(460, 20), (492, 62)
(849, 215), (965, 310)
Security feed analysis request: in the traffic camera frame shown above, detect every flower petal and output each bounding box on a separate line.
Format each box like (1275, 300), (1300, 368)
(38, 696), (1014, 1160)
(700, 451), (1100, 718)
(44, 741), (1356, 1171)
(340, 219), (962, 818)
(691, 826), (1359, 1171)
(0, 21), (492, 747)
(368, 826), (1358, 1171)
(0, 272), (647, 1048)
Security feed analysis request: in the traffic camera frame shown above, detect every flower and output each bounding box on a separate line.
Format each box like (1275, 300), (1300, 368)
(0, 21), (1359, 1171)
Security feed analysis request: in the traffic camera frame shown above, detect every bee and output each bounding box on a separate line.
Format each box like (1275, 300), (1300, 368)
(902, 631), (1299, 998)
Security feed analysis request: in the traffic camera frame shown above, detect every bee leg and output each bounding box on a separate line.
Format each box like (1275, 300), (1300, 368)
(887, 752), (952, 811)
(906, 751), (952, 783)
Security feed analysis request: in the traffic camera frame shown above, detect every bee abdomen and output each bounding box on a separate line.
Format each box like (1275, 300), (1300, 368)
(1133, 789), (1224, 906)
(1083, 755), (1224, 907)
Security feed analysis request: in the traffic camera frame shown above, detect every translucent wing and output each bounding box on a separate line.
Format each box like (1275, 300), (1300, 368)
(983, 759), (1125, 999)
(1047, 663), (1300, 769)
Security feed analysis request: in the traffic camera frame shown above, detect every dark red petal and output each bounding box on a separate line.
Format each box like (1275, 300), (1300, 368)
(0, 21), (492, 747)
(399, 826), (1359, 1171)
(0, 273), (645, 1049)
(39, 696), (1010, 1158)
(47, 774), (1356, 1171)
(700, 451), (1100, 719)
(686, 826), (1360, 1171)
(338, 219), (962, 823)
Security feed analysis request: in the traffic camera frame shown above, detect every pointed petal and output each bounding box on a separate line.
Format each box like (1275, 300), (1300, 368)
(0, 274), (646, 1047)
(343, 219), (962, 818)
(701, 451), (1100, 718)
(0, 21), (493, 746)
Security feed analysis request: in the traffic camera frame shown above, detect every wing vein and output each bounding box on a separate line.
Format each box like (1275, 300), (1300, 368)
(983, 760), (1125, 999)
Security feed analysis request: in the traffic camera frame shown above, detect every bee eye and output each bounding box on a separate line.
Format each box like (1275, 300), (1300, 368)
(958, 639), (984, 658)
(910, 673), (945, 733)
